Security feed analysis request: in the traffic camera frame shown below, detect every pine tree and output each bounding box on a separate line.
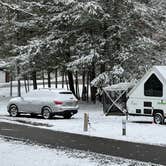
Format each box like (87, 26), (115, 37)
(91, 0), (166, 87)
(1, 0), (166, 100)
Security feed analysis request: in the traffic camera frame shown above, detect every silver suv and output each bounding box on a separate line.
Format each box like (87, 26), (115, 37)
(7, 88), (79, 119)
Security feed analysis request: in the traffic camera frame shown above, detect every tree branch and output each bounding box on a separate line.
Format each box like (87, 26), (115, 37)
(0, 0), (36, 17)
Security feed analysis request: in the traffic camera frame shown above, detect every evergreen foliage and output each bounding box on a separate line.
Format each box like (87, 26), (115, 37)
(0, 0), (166, 100)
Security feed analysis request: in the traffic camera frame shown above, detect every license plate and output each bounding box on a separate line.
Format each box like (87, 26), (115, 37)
(65, 102), (74, 106)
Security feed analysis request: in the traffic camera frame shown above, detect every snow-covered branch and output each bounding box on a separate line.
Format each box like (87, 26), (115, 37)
(0, 1), (36, 17)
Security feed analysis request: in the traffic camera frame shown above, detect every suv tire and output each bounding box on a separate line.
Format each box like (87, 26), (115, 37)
(42, 107), (51, 119)
(154, 113), (164, 124)
(9, 105), (19, 117)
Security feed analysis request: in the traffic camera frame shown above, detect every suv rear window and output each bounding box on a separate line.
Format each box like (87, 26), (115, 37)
(59, 92), (72, 94)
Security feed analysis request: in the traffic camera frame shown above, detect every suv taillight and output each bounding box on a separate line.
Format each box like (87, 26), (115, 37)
(54, 100), (63, 105)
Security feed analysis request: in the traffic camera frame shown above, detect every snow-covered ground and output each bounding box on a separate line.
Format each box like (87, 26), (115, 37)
(0, 137), (160, 166)
(0, 85), (166, 146)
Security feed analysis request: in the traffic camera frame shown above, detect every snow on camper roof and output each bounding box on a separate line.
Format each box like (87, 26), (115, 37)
(155, 66), (166, 81)
(103, 82), (134, 91)
(103, 66), (166, 93)
(126, 66), (166, 97)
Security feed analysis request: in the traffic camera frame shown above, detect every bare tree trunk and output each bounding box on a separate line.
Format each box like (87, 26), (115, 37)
(86, 71), (89, 102)
(24, 76), (27, 93)
(90, 64), (97, 103)
(10, 73), (13, 97)
(42, 70), (45, 88)
(75, 71), (78, 98)
(82, 70), (86, 101)
(75, 71), (78, 97)
(65, 49), (75, 94)
(67, 70), (75, 96)
(62, 70), (64, 88)
(47, 69), (51, 88)
(27, 74), (30, 92)
(17, 65), (21, 97)
(75, 71), (80, 99)
(55, 69), (58, 88)
(65, 72), (69, 90)
(32, 71), (37, 89)
(18, 79), (21, 97)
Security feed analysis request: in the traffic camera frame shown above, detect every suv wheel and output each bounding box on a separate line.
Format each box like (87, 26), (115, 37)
(9, 105), (19, 117)
(154, 113), (164, 124)
(42, 107), (51, 119)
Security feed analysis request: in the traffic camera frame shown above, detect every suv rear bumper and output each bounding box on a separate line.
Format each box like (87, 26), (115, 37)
(51, 110), (78, 116)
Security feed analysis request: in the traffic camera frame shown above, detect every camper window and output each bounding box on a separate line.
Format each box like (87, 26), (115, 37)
(144, 74), (163, 97)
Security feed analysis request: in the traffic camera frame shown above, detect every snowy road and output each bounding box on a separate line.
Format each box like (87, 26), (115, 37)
(0, 121), (164, 165)
(0, 136), (159, 166)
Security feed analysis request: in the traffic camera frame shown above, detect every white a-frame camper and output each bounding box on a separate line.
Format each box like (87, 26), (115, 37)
(127, 66), (166, 124)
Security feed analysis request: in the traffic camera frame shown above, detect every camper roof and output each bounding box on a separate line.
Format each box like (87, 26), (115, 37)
(127, 66), (166, 97)
(103, 82), (134, 91)
(155, 66), (166, 81)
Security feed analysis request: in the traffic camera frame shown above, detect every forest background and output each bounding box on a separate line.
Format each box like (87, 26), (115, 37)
(0, 0), (166, 102)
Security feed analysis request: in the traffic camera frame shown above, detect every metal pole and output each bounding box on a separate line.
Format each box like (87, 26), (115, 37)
(122, 119), (126, 136)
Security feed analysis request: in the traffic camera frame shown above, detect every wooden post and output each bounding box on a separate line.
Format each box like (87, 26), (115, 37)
(84, 113), (89, 132)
